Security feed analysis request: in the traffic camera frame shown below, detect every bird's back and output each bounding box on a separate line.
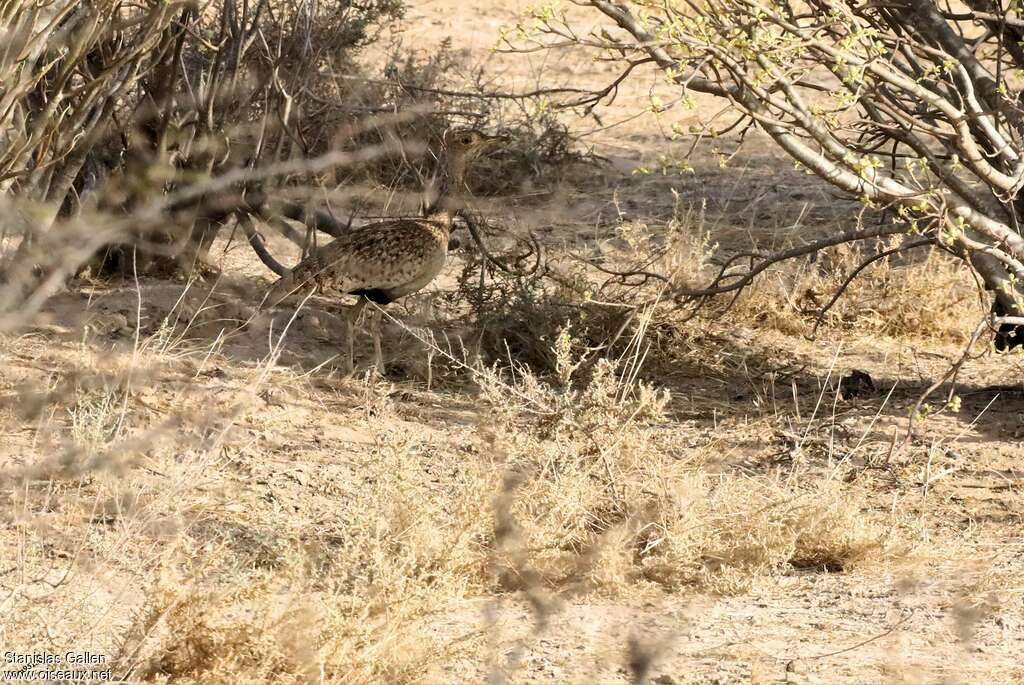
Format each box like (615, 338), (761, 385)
(266, 218), (449, 305)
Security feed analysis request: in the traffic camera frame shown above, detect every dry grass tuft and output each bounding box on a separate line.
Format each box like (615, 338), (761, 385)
(730, 240), (979, 344)
(476, 332), (888, 596)
(653, 477), (886, 593)
(110, 422), (499, 683)
(590, 207), (981, 347)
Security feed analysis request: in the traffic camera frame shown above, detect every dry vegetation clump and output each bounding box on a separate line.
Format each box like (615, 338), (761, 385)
(728, 241), (979, 344)
(453, 204), (715, 375)
(562, 205), (983, 349)
(647, 477), (887, 594)
(1, 343), (491, 683)
(475, 331), (889, 596)
(457, 262), (631, 374)
(467, 114), (586, 197)
(115, 425), (505, 683)
(119, 436), (498, 683)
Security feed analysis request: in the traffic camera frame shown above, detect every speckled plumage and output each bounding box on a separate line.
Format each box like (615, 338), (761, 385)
(266, 218), (450, 305)
(266, 129), (497, 309)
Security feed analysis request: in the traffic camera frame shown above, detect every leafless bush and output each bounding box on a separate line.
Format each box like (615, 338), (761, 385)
(340, 46), (591, 205)
(455, 252), (595, 373)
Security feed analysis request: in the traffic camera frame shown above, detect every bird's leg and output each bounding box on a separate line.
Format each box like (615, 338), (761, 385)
(370, 305), (385, 376)
(344, 297), (368, 374)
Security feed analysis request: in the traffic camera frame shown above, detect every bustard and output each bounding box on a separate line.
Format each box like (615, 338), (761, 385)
(264, 128), (501, 371)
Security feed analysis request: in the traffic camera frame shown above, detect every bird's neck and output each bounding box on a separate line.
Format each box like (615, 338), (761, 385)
(422, 151), (467, 226)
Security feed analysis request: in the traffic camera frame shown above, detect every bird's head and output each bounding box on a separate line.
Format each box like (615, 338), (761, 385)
(422, 128), (506, 218)
(442, 128), (504, 162)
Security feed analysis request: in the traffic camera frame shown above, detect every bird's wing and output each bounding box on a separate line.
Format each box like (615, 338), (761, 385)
(284, 219), (445, 294)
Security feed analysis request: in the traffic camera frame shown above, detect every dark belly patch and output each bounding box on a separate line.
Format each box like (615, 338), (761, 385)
(350, 288), (394, 305)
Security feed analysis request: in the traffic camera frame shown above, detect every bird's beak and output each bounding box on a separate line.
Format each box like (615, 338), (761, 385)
(485, 133), (508, 148)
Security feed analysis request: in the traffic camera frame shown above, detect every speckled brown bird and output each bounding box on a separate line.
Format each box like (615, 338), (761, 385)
(265, 128), (501, 371)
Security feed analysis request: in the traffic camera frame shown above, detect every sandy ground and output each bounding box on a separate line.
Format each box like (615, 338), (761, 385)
(1, 0), (1023, 683)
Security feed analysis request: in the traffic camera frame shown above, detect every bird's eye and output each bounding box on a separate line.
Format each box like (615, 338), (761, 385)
(460, 135), (473, 145)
